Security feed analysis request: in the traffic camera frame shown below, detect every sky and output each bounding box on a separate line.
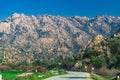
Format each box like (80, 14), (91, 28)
(0, 0), (120, 20)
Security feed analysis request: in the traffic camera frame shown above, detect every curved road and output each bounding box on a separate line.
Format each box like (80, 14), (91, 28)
(44, 72), (92, 80)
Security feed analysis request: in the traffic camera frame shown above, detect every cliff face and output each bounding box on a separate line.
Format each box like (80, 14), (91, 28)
(0, 13), (120, 63)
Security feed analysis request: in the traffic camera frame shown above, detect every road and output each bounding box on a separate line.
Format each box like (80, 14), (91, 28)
(44, 72), (92, 80)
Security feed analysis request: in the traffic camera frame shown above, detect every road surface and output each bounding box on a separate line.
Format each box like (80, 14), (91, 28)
(44, 72), (92, 80)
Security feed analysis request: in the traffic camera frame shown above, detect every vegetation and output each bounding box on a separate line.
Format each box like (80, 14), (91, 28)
(111, 72), (120, 80)
(83, 49), (106, 68)
(81, 30), (120, 79)
(105, 38), (120, 69)
(91, 73), (111, 80)
(83, 37), (120, 70)
(15, 70), (67, 80)
(1, 70), (22, 80)
(32, 57), (75, 70)
(0, 70), (67, 80)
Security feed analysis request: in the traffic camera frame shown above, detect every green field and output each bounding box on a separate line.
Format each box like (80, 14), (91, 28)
(1, 70), (23, 80)
(0, 70), (67, 80)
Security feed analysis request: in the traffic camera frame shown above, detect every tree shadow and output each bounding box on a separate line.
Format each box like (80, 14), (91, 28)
(60, 76), (88, 79)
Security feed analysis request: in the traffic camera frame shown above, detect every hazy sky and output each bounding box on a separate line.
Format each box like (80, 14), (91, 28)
(0, 0), (120, 20)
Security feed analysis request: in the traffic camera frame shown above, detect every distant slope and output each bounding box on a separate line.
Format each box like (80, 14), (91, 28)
(0, 13), (120, 63)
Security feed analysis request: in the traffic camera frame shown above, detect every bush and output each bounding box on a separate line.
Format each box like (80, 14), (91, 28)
(95, 67), (119, 77)
(33, 66), (47, 73)
(0, 65), (11, 71)
(91, 56), (106, 68)
(58, 69), (66, 74)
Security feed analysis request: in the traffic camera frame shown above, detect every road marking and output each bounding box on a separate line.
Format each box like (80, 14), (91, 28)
(88, 73), (92, 80)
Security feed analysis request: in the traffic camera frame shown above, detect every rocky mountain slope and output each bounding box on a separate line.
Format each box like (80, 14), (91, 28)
(0, 13), (120, 63)
(83, 28), (120, 69)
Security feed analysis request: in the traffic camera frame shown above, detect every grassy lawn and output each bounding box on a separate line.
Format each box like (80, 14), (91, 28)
(15, 70), (67, 80)
(1, 70), (23, 80)
(91, 73), (111, 80)
(0, 70), (67, 80)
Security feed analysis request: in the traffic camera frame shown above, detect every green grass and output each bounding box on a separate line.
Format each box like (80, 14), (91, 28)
(15, 70), (67, 80)
(91, 73), (111, 80)
(1, 70), (23, 80)
(0, 70), (67, 80)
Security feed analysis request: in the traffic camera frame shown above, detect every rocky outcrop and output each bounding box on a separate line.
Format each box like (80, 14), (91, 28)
(88, 35), (104, 48)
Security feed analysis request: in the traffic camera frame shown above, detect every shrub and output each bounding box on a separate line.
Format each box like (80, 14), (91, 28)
(33, 66), (47, 73)
(95, 67), (119, 77)
(58, 69), (66, 74)
(0, 65), (11, 71)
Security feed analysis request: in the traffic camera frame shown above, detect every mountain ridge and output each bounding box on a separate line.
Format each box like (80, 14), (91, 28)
(0, 13), (120, 63)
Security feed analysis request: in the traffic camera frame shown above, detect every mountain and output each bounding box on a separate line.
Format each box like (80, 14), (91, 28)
(0, 13), (120, 64)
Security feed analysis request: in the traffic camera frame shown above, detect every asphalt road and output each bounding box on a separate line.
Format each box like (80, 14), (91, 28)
(44, 72), (92, 80)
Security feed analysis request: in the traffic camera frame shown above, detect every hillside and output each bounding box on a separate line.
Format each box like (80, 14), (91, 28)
(0, 13), (120, 63)
(83, 28), (120, 69)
